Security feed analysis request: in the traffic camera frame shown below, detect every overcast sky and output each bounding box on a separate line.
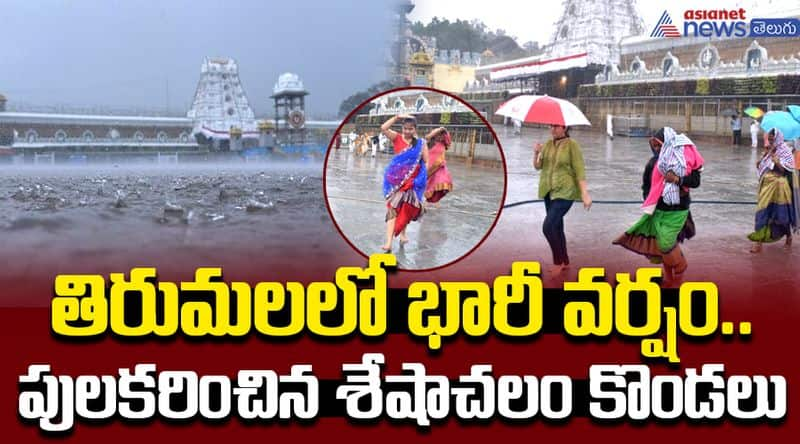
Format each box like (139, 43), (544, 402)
(2, 1), (793, 118)
(0, 0), (392, 118)
(409, 0), (792, 47)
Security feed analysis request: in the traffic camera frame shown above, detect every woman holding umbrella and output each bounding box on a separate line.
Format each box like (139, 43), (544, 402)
(496, 95), (593, 274)
(533, 124), (592, 273)
(744, 106), (765, 149)
(748, 127), (798, 253)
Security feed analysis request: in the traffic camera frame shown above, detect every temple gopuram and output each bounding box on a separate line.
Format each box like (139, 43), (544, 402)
(0, 58), (337, 159)
(455, 0), (800, 139)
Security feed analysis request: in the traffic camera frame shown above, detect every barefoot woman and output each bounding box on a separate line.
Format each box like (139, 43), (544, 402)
(423, 126), (453, 208)
(748, 128), (799, 252)
(379, 114), (429, 252)
(613, 127), (704, 284)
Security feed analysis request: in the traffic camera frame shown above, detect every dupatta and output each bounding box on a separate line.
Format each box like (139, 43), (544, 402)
(757, 128), (800, 231)
(642, 127), (704, 214)
(757, 128), (795, 178)
(383, 137), (427, 202)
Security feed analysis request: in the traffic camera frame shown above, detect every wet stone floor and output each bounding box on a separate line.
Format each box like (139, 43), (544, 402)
(1, 127), (798, 303)
(489, 124), (799, 294)
(325, 148), (505, 270)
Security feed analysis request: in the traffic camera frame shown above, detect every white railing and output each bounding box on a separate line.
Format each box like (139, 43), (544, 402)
(156, 153), (179, 164)
(597, 56), (800, 85)
(33, 153), (55, 164)
(367, 104), (471, 116)
(13, 136), (197, 147)
(6, 103), (185, 117)
(463, 83), (506, 93)
(463, 80), (540, 95)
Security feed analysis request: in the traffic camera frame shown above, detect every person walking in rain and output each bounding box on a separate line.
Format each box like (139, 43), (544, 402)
(533, 124), (592, 274)
(748, 128), (799, 253)
(613, 127), (704, 286)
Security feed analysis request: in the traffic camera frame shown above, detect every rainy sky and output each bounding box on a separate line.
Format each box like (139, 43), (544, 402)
(0, 0), (393, 118)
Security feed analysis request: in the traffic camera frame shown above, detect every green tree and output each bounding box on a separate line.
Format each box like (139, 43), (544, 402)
(338, 80), (403, 118)
(408, 16), (526, 56)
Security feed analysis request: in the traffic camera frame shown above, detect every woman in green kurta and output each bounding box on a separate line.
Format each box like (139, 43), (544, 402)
(533, 124), (592, 273)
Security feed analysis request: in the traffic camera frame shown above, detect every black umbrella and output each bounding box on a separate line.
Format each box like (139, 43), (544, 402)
(720, 108), (738, 117)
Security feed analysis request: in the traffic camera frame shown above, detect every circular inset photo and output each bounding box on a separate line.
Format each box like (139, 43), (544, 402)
(324, 87), (506, 270)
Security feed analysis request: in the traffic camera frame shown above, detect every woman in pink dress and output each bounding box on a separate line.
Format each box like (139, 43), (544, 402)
(424, 127), (453, 207)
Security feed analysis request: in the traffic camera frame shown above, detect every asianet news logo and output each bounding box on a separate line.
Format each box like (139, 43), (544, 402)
(651, 8), (748, 38)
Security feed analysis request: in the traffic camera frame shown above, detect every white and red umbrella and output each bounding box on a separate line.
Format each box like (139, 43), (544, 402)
(495, 95), (591, 126)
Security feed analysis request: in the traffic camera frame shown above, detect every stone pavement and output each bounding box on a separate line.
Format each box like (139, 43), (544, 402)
(490, 124), (799, 292)
(325, 148), (505, 270)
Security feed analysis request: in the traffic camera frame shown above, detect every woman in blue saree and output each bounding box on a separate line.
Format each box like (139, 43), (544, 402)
(380, 114), (429, 252)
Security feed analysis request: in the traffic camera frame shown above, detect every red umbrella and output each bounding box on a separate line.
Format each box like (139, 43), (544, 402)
(495, 95), (591, 126)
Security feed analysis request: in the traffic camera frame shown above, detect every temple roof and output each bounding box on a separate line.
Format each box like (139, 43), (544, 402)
(272, 72), (308, 97)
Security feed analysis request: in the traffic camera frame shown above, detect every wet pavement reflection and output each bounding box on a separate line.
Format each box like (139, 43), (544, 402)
(325, 148), (505, 269)
(491, 124), (798, 296)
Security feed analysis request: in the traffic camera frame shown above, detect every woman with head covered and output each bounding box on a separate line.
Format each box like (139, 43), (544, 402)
(423, 126), (453, 209)
(379, 114), (429, 252)
(748, 127), (799, 253)
(613, 127), (704, 285)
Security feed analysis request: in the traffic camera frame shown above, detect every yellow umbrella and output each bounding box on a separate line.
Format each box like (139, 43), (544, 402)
(744, 106), (764, 119)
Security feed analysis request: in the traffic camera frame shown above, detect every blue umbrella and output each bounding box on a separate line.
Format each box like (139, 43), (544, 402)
(788, 105), (800, 123)
(761, 111), (800, 141)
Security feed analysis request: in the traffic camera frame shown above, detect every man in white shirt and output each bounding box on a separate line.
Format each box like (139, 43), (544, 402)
(371, 134), (380, 157)
(377, 133), (388, 156)
(750, 119), (759, 148)
(348, 130), (357, 152)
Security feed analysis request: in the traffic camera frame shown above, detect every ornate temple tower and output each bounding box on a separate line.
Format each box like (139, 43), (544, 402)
(271, 73), (308, 145)
(187, 57), (257, 150)
(546, 0), (645, 65)
(387, 1), (437, 86)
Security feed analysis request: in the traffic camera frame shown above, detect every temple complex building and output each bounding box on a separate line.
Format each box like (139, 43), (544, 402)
(456, 0), (800, 137)
(0, 59), (336, 156)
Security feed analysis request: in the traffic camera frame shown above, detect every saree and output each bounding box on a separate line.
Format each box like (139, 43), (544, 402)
(614, 210), (694, 262)
(748, 128), (799, 242)
(383, 137), (427, 236)
(424, 137), (453, 203)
